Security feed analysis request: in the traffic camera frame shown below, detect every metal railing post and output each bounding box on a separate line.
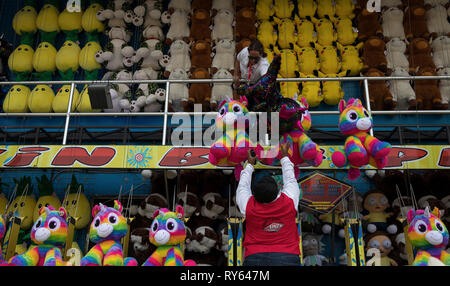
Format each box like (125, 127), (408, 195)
(363, 79), (374, 137)
(62, 83), (76, 145)
(162, 81), (170, 145)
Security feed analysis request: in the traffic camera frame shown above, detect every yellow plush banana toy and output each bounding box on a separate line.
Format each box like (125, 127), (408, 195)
(8, 44), (34, 81)
(256, 0), (275, 21)
(297, 46), (320, 75)
(32, 42), (57, 81)
(274, 17), (298, 49)
(314, 43), (341, 75)
(79, 41), (102, 80)
(3, 85), (30, 113)
(59, 6), (83, 42)
(81, 1), (105, 41)
(299, 72), (323, 107)
(296, 18), (317, 48)
(52, 85), (81, 113)
(56, 40), (81, 80)
(12, 0), (37, 46)
(318, 70), (347, 105)
(333, 16), (358, 46)
(297, 0), (317, 19)
(257, 20), (278, 50)
(28, 84), (55, 113)
(36, 0), (60, 44)
(337, 42), (363, 76)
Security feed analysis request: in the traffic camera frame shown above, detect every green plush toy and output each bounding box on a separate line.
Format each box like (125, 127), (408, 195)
(52, 84), (81, 113)
(312, 17), (337, 47)
(8, 44), (34, 81)
(297, 0), (317, 19)
(318, 70), (347, 105)
(337, 42), (363, 76)
(28, 84), (55, 113)
(273, 0), (295, 19)
(335, 0), (355, 19)
(12, 0), (38, 46)
(296, 18), (317, 48)
(32, 42), (57, 81)
(257, 20), (277, 50)
(79, 41), (102, 81)
(33, 175), (61, 222)
(314, 43), (341, 75)
(333, 16), (358, 46)
(256, 0), (275, 21)
(297, 46), (320, 75)
(58, 6), (83, 42)
(2, 85), (31, 113)
(273, 17), (298, 49)
(299, 72), (323, 107)
(36, 0), (60, 45)
(81, 0), (105, 42)
(56, 40), (81, 80)
(273, 46), (300, 78)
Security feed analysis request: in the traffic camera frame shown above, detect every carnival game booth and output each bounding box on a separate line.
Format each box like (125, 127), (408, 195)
(0, 0), (448, 266)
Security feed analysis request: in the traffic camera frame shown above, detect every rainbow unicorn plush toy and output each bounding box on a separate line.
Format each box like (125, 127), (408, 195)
(143, 206), (196, 266)
(209, 96), (263, 180)
(9, 206), (69, 266)
(407, 207), (450, 266)
(80, 200), (137, 266)
(331, 98), (391, 180)
(260, 96), (323, 179)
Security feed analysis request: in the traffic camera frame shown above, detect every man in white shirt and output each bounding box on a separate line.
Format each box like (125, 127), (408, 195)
(233, 39), (270, 86)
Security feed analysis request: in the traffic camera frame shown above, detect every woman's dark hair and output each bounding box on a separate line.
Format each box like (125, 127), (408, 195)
(248, 39), (267, 58)
(251, 176), (278, 203)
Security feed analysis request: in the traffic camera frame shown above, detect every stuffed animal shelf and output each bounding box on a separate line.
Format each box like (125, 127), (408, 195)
(209, 96), (263, 181)
(331, 98), (392, 180)
(142, 206), (196, 266)
(9, 206), (70, 266)
(407, 207), (450, 266)
(81, 200), (137, 266)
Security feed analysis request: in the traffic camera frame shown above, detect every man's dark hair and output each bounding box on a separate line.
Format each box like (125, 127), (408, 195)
(248, 39), (267, 58)
(251, 176), (278, 203)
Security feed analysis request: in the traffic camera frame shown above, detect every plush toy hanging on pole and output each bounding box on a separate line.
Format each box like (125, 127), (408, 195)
(331, 98), (392, 180)
(208, 96), (263, 181)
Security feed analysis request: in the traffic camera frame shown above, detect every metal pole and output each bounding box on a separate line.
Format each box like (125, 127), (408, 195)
(62, 83), (76, 145)
(363, 79), (374, 137)
(162, 81), (170, 145)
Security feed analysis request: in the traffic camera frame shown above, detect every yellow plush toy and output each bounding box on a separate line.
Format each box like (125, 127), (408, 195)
(6, 176), (37, 230)
(36, 0), (60, 44)
(273, 0), (295, 19)
(312, 17), (337, 46)
(297, 0), (317, 19)
(62, 175), (91, 229)
(337, 42), (363, 76)
(257, 20), (278, 50)
(299, 72), (323, 107)
(3, 85), (30, 113)
(56, 40), (81, 80)
(12, 1), (37, 46)
(76, 85), (100, 112)
(81, 1), (105, 41)
(280, 81), (300, 99)
(28, 84), (55, 113)
(314, 43), (341, 74)
(274, 46), (300, 78)
(318, 70), (347, 105)
(296, 18), (317, 47)
(274, 17), (298, 49)
(58, 7), (83, 42)
(333, 16), (358, 46)
(33, 175), (61, 222)
(8, 44), (34, 81)
(256, 0), (275, 21)
(335, 0), (355, 19)
(265, 48), (275, 63)
(297, 46), (320, 75)
(32, 42), (57, 81)
(317, 0), (336, 18)
(79, 41), (102, 80)
(52, 85), (81, 113)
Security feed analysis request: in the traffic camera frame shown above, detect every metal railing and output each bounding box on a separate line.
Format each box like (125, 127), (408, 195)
(0, 75), (449, 145)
